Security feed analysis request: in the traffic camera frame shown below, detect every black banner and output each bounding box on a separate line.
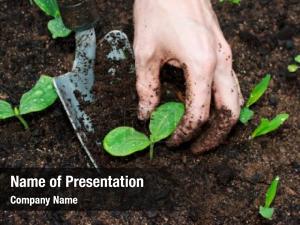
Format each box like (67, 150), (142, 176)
(0, 168), (186, 211)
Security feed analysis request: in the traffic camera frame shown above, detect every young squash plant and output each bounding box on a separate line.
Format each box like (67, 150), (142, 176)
(0, 75), (58, 129)
(239, 74), (271, 124)
(32, 0), (71, 39)
(259, 176), (280, 220)
(251, 114), (289, 139)
(287, 55), (300, 73)
(103, 102), (185, 159)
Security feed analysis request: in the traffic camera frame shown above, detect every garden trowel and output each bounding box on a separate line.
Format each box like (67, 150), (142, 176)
(54, 0), (133, 169)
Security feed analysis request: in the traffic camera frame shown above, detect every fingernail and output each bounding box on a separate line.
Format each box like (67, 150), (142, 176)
(138, 105), (150, 120)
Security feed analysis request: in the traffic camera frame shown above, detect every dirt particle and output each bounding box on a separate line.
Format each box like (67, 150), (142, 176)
(213, 163), (236, 186)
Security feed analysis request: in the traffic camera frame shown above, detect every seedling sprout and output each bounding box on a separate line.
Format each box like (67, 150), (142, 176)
(32, 0), (71, 39)
(103, 102), (185, 159)
(287, 55), (300, 73)
(0, 75), (58, 129)
(251, 114), (289, 139)
(259, 176), (280, 220)
(239, 74), (271, 124)
(295, 55), (300, 63)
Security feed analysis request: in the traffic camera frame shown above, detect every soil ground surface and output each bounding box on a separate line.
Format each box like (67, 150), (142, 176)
(0, 0), (299, 224)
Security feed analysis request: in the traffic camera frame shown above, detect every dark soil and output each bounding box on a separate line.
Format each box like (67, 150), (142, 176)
(0, 0), (299, 224)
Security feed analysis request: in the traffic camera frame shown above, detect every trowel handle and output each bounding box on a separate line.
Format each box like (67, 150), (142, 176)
(57, 0), (99, 31)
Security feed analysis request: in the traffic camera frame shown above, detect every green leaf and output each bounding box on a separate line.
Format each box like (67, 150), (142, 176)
(239, 107), (254, 124)
(33, 0), (60, 17)
(259, 176), (280, 220)
(294, 55), (300, 64)
(259, 206), (274, 220)
(33, 0), (71, 39)
(0, 100), (15, 120)
(287, 64), (298, 73)
(14, 107), (29, 130)
(220, 0), (241, 4)
(246, 74), (271, 108)
(251, 114), (289, 138)
(265, 176), (280, 208)
(149, 102), (185, 143)
(19, 75), (58, 115)
(48, 17), (72, 39)
(103, 127), (151, 157)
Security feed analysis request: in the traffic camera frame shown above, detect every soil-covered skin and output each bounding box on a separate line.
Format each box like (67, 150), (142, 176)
(0, 0), (300, 224)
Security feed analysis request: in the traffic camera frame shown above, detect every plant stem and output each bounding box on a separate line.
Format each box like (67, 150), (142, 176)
(149, 143), (154, 160)
(14, 107), (29, 130)
(16, 115), (29, 130)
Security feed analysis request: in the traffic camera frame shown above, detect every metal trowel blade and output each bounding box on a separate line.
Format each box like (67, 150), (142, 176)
(53, 28), (133, 169)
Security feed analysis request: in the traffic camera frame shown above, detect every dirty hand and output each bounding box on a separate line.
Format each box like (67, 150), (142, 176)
(133, 0), (244, 153)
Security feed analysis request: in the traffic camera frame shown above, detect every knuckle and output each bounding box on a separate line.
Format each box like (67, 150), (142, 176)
(199, 52), (217, 65)
(203, 51), (218, 64)
(218, 42), (233, 64)
(189, 52), (217, 73)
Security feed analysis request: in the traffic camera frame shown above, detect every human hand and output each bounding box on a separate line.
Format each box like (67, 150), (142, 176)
(133, 0), (244, 153)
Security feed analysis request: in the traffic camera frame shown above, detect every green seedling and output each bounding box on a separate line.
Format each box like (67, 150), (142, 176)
(288, 64), (299, 73)
(239, 107), (254, 125)
(103, 102), (185, 159)
(32, 0), (71, 39)
(251, 114), (289, 139)
(220, 0), (241, 4)
(0, 75), (58, 129)
(287, 54), (300, 73)
(239, 74), (271, 124)
(259, 176), (280, 220)
(295, 55), (300, 63)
